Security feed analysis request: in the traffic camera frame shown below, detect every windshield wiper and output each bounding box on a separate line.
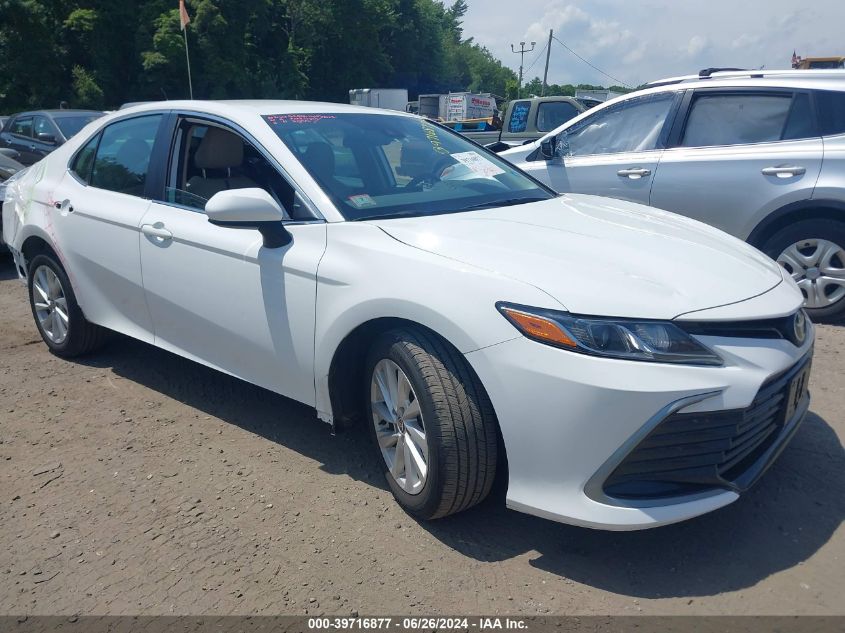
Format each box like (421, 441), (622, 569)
(353, 210), (424, 221)
(459, 196), (550, 212)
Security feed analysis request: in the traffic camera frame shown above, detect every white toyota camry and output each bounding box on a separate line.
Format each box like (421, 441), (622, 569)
(2, 101), (814, 530)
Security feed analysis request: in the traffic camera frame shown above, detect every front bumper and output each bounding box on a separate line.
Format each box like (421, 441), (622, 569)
(465, 327), (813, 530)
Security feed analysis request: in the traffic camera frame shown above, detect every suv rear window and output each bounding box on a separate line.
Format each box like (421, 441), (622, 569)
(815, 90), (845, 136)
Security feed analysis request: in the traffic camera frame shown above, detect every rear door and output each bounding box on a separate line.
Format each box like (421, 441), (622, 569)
(520, 91), (678, 204)
(4, 116), (37, 164)
(650, 88), (824, 240)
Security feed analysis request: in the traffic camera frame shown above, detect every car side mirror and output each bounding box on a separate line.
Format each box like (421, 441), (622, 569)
(205, 188), (292, 249)
(37, 133), (57, 144)
(539, 135), (558, 160)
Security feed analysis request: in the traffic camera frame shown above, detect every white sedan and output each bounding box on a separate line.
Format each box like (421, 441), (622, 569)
(2, 101), (814, 530)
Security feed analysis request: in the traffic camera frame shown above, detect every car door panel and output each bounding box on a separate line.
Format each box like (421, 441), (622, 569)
(48, 171), (155, 342)
(650, 88), (825, 240)
(139, 203), (326, 405)
(531, 150), (662, 204)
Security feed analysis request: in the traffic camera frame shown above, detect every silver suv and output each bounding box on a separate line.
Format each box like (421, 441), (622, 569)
(502, 69), (845, 321)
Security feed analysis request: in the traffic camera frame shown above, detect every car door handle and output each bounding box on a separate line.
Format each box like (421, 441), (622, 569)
(761, 166), (806, 178)
(141, 224), (173, 240)
(617, 168), (651, 179)
(53, 199), (73, 213)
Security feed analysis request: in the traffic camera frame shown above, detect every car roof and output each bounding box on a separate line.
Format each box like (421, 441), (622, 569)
(114, 99), (410, 118)
(10, 110), (103, 118)
(645, 68), (845, 90)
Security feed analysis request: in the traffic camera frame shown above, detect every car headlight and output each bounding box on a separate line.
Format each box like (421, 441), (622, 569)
(497, 302), (723, 366)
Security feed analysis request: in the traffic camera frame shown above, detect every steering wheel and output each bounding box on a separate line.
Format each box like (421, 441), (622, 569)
(405, 156), (454, 191)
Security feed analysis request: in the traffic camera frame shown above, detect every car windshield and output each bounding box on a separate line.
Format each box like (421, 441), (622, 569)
(54, 114), (103, 139)
(263, 112), (553, 220)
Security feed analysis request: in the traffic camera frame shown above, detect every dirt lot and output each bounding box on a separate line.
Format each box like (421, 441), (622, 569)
(0, 252), (843, 617)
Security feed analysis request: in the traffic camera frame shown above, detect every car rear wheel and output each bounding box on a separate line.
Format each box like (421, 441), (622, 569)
(365, 327), (498, 520)
(27, 253), (106, 357)
(763, 219), (845, 322)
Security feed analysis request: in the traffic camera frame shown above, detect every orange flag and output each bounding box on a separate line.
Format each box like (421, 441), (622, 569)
(179, 0), (190, 30)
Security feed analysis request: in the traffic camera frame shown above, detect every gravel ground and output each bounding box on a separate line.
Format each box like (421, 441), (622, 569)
(0, 252), (843, 616)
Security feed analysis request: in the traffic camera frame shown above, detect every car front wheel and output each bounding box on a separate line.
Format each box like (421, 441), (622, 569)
(763, 219), (845, 322)
(365, 327), (499, 520)
(27, 253), (106, 357)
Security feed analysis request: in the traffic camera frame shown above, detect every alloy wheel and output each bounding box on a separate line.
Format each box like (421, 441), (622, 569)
(32, 265), (70, 344)
(777, 238), (845, 308)
(370, 358), (429, 495)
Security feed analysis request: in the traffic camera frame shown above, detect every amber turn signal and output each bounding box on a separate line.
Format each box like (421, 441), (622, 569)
(500, 307), (577, 348)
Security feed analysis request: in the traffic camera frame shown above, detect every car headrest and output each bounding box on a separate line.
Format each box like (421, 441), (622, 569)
(194, 127), (244, 170)
(302, 142), (336, 179)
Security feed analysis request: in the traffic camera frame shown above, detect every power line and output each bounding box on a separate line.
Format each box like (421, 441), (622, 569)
(551, 35), (633, 88)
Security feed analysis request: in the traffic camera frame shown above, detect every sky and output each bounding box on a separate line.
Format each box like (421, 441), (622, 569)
(461, 0), (845, 88)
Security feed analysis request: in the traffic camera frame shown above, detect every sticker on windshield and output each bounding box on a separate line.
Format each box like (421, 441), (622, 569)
(450, 151), (505, 178)
(347, 193), (377, 208)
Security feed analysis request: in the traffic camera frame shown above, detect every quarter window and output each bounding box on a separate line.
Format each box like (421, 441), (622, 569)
(681, 93), (794, 147)
(90, 115), (161, 197)
(70, 134), (100, 184)
(536, 101), (580, 132)
(560, 92), (674, 156)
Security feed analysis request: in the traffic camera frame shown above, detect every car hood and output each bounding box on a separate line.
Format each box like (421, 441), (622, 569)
(372, 194), (784, 320)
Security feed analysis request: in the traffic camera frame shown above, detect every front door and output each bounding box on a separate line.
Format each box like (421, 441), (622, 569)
(522, 91), (677, 205)
(139, 117), (326, 405)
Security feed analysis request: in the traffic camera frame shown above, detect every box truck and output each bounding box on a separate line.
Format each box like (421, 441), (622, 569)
(348, 88), (409, 112)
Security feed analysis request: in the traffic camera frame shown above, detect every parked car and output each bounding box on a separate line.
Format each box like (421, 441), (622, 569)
(457, 96), (585, 148)
(0, 153), (27, 251)
(0, 109), (104, 165)
(502, 69), (845, 321)
(3, 101), (813, 530)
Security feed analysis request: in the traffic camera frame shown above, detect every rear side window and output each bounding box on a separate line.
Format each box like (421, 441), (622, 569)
(816, 90), (845, 136)
(536, 101), (580, 132)
(10, 117), (33, 138)
(70, 134), (100, 184)
(90, 115), (162, 197)
(681, 93), (794, 146)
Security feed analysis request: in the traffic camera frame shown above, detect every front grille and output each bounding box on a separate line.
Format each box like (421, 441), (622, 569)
(603, 354), (811, 500)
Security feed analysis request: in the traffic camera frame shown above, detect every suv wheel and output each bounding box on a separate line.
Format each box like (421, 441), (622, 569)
(762, 219), (845, 322)
(365, 327), (498, 520)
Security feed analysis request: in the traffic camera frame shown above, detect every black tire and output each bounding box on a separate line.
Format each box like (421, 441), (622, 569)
(761, 219), (845, 323)
(27, 253), (106, 357)
(364, 327), (498, 520)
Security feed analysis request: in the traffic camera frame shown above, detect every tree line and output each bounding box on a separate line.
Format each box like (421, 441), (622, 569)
(0, 0), (626, 114)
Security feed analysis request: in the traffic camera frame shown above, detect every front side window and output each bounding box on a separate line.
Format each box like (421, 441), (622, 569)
(90, 114), (161, 196)
(681, 93), (794, 147)
(33, 116), (55, 141)
(536, 101), (580, 132)
(264, 112), (553, 220)
(10, 117), (33, 138)
(164, 120), (305, 218)
(558, 92), (675, 156)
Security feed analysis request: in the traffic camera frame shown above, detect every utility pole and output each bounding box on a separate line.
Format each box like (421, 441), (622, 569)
(541, 29), (553, 96)
(511, 40), (536, 98)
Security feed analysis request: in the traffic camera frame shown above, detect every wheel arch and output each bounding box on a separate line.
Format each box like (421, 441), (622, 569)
(20, 230), (61, 279)
(325, 316), (501, 436)
(746, 199), (845, 250)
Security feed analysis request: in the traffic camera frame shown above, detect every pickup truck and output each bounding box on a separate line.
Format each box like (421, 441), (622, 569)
(443, 96), (585, 151)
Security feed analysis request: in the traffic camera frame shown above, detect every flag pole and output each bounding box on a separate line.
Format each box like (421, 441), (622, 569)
(183, 27), (194, 99)
(180, 0), (193, 99)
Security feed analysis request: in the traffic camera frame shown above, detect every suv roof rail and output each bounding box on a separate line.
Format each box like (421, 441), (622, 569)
(645, 68), (845, 87)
